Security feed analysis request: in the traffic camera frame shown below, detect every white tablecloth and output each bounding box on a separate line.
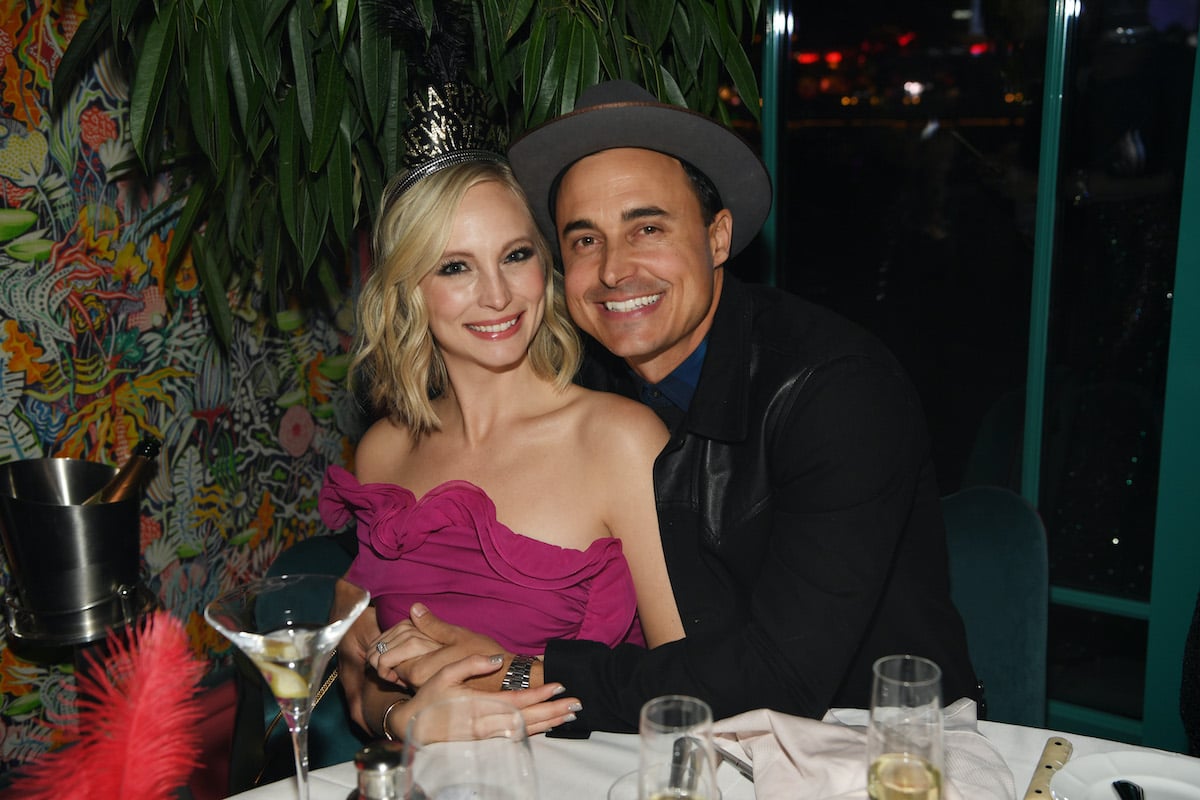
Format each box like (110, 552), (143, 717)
(227, 717), (1189, 799)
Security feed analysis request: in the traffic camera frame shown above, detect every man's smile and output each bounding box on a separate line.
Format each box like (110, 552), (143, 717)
(603, 293), (663, 313)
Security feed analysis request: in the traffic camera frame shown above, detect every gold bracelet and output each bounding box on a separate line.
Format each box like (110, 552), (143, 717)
(382, 695), (410, 741)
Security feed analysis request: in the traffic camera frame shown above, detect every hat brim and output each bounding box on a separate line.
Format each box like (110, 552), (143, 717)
(509, 98), (772, 257)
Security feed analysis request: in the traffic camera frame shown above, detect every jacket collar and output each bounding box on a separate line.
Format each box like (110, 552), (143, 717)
(685, 270), (750, 443)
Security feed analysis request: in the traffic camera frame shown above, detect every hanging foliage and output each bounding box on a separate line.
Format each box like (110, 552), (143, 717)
(52, 0), (763, 346)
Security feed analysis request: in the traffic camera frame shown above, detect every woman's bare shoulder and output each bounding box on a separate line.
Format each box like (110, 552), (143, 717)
(353, 417), (416, 481)
(570, 387), (668, 453)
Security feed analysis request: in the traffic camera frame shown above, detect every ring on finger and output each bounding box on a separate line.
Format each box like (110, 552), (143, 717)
(376, 641), (388, 655)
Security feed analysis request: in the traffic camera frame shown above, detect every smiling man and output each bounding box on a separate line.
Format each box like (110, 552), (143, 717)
(391, 80), (981, 731)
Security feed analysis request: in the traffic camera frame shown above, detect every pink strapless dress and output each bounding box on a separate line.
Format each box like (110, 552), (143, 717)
(319, 465), (644, 654)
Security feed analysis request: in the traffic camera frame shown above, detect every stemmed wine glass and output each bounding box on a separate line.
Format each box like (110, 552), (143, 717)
(866, 654), (944, 800)
(402, 695), (538, 799)
(205, 574), (370, 800)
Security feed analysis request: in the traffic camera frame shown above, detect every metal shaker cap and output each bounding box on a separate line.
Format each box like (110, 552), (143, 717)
(354, 742), (405, 799)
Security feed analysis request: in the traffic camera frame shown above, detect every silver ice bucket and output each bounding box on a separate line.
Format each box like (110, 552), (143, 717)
(0, 458), (148, 647)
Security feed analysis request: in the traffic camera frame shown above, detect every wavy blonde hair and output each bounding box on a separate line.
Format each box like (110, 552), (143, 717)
(352, 160), (581, 438)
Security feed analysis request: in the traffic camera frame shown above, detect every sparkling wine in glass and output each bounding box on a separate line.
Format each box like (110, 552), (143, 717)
(867, 654), (944, 800)
(402, 695), (537, 799)
(205, 574), (370, 800)
(638, 695), (721, 800)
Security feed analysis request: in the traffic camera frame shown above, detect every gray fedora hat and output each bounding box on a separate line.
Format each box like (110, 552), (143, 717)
(508, 80), (772, 257)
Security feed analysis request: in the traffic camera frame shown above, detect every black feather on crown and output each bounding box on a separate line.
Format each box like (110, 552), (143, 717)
(367, 0), (507, 202)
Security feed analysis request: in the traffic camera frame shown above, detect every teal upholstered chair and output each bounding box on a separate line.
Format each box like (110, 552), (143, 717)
(228, 532), (369, 794)
(941, 485), (1049, 727)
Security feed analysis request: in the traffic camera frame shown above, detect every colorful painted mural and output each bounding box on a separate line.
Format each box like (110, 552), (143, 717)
(0, 1), (361, 773)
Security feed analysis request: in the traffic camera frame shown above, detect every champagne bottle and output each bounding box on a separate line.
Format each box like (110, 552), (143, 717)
(81, 436), (162, 505)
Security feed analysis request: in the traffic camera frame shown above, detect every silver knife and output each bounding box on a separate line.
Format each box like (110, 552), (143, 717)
(714, 742), (754, 782)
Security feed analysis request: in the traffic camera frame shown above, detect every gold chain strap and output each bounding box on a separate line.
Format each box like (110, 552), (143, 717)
(253, 652), (340, 786)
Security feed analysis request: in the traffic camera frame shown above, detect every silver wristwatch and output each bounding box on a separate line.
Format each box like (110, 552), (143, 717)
(500, 654), (536, 691)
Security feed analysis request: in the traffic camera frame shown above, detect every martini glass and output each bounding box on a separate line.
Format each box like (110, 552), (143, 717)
(205, 574), (370, 800)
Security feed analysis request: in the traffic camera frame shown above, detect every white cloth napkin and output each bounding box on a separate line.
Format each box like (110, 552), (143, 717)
(712, 699), (1016, 800)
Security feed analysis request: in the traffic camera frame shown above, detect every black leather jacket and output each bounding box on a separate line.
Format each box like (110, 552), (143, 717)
(546, 272), (978, 732)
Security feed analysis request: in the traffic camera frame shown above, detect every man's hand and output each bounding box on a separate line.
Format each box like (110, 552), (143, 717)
(375, 604), (509, 691)
(388, 654), (580, 739)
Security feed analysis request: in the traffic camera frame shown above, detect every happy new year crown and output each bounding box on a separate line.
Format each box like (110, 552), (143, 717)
(388, 82), (508, 201)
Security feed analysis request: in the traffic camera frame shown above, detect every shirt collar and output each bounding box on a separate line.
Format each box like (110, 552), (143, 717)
(632, 338), (708, 412)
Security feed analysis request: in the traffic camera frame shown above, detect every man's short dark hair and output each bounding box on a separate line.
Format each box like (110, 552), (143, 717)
(679, 158), (723, 226)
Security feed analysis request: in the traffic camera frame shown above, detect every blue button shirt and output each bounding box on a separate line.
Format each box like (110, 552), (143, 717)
(633, 339), (707, 414)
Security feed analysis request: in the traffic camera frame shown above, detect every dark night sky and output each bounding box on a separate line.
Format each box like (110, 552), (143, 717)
(790, 0), (969, 46)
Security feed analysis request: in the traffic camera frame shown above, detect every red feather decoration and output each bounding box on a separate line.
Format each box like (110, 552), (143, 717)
(8, 610), (207, 800)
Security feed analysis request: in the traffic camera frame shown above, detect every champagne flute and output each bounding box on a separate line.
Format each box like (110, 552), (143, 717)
(867, 654), (944, 800)
(638, 695), (721, 800)
(205, 574), (370, 800)
(402, 695), (537, 799)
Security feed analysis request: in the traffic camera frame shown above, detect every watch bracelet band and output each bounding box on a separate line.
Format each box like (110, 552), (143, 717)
(501, 654), (536, 691)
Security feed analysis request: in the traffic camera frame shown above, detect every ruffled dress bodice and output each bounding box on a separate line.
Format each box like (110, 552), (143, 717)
(319, 465), (644, 654)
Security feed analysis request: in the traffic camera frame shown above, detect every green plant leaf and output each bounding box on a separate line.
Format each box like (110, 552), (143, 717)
(111, 0), (137, 33)
(300, 175), (327, 273)
(309, 45), (340, 172)
(521, 12), (548, 126)
(631, 0), (674, 52)
(287, 4), (316, 141)
(659, 66), (686, 107)
(353, 136), (385, 225)
(52, 0), (112, 113)
(413, 0), (436, 40)
(224, 157), (250, 250)
(671, 3), (701, 80)
(563, 19), (588, 116)
(204, 29), (233, 171)
(529, 18), (571, 125)
(193, 233), (235, 347)
(262, 217), (283, 321)
(481, 0), (507, 91)
(227, 30), (254, 135)
(278, 89), (301, 245)
(720, 21), (761, 121)
(581, 17), (601, 92)
(358, 3), (389, 134)
(381, 50), (405, 178)
(233, 0), (269, 83)
(502, 0), (536, 40)
(264, 0), (292, 31)
(129, 2), (178, 166)
(328, 123), (354, 248)
(335, 0), (357, 47)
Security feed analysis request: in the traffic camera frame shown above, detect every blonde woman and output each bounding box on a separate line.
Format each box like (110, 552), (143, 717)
(324, 150), (682, 740)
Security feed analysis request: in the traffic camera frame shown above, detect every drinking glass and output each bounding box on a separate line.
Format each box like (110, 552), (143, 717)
(205, 574), (370, 800)
(866, 654), (944, 800)
(402, 695), (537, 799)
(638, 695), (721, 800)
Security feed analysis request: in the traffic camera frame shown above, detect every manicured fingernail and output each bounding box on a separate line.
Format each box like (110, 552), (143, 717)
(411, 603), (428, 617)
(551, 684), (566, 696)
(489, 654), (504, 665)
(562, 713), (577, 723)
(567, 702), (582, 712)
